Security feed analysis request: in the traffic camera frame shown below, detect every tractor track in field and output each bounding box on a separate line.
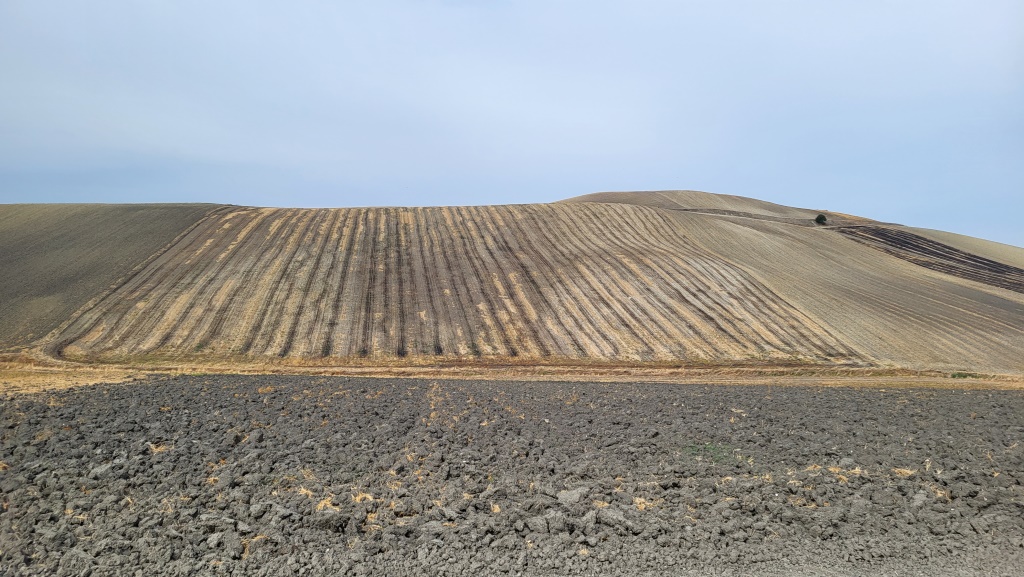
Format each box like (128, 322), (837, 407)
(836, 226), (1024, 294)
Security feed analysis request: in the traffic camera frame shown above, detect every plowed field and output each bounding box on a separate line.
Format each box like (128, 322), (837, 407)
(2, 375), (1021, 576)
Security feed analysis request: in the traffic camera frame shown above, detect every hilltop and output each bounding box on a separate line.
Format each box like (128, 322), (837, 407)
(1, 191), (1022, 376)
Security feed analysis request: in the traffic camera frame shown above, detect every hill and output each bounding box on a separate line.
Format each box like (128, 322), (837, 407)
(2, 192), (1022, 374)
(0, 204), (217, 350)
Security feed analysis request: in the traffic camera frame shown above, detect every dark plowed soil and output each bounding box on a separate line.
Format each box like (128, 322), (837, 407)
(2, 376), (1022, 576)
(838, 226), (1024, 294)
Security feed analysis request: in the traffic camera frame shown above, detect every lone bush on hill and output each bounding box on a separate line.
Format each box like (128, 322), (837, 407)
(815, 214), (827, 225)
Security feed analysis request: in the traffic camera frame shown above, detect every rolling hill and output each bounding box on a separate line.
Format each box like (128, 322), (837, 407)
(0, 204), (217, 349)
(2, 192), (1022, 374)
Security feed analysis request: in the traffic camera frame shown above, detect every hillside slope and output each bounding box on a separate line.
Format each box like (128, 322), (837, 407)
(4, 192), (1022, 374)
(562, 190), (875, 226)
(50, 204), (861, 365)
(0, 204), (217, 350)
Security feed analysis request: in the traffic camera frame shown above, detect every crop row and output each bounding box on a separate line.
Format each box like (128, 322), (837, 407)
(51, 204), (861, 363)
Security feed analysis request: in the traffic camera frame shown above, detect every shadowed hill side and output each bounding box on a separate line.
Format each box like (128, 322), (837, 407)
(0, 204), (219, 350)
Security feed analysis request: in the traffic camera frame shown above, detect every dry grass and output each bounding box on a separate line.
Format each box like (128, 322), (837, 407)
(892, 468), (917, 478)
(3, 357), (1023, 397)
(315, 496), (340, 512)
(633, 497), (663, 511)
(352, 492), (374, 503)
(241, 535), (267, 559)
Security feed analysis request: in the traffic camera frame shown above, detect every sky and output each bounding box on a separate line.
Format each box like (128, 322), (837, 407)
(1, 1), (1021, 246)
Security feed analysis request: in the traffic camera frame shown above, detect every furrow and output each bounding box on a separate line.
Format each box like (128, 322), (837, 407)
(354, 209), (381, 357)
(135, 208), (274, 355)
(514, 205), (622, 357)
(475, 207), (559, 357)
(492, 205), (588, 357)
(239, 210), (320, 355)
(424, 208), (477, 356)
(443, 206), (515, 357)
(51, 207), (235, 356)
(409, 208), (446, 356)
(321, 209), (365, 357)
(549, 205), (671, 359)
(53, 208), (233, 355)
(278, 209), (339, 357)
(291, 209), (349, 357)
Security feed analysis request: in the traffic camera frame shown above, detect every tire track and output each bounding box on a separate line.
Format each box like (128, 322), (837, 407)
(320, 209), (363, 357)
(279, 210), (339, 357)
(238, 210), (320, 355)
(837, 226), (1024, 294)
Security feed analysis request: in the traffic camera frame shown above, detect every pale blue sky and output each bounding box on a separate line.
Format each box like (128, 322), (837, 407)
(1, 1), (1021, 246)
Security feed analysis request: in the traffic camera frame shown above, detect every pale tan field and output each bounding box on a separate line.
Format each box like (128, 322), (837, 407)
(3, 191), (1022, 382)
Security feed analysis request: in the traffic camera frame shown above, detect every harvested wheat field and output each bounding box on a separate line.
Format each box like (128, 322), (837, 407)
(1, 191), (1023, 576)
(0, 190), (1014, 376)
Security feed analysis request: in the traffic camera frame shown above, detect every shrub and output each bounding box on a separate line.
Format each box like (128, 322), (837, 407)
(815, 214), (828, 225)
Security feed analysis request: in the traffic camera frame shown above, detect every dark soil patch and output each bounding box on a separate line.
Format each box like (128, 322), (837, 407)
(837, 226), (1024, 294)
(2, 376), (1022, 576)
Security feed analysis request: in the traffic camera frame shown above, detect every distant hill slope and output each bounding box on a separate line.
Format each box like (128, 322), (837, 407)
(562, 190), (875, 226)
(3, 192), (1022, 374)
(49, 204), (862, 365)
(903, 227), (1024, 269)
(0, 204), (218, 350)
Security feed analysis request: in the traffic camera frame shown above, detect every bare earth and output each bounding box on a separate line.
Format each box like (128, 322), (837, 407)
(1, 374), (1022, 576)
(2, 191), (1023, 575)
